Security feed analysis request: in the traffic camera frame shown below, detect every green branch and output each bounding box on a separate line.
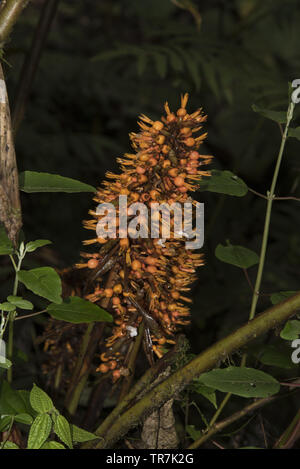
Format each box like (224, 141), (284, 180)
(0, 0), (30, 46)
(92, 291), (300, 449)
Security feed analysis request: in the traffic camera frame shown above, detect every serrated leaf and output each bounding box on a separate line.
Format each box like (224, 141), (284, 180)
(215, 243), (259, 269)
(280, 320), (300, 341)
(71, 424), (99, 443)
(0, 225), (14, 255)
(18, 267), (62, 304)
(15, 413), (33, 425)
(53, 414), (73, 449)
(30, 384), (54, 414)
(19, 171), (96, 193)
(27, 413), (52, 449)
(197, 367), (280, 398)
(252, 104), (287, 123)
(198, 170), (248, 197)
(26, 239), (52, 253)
(7, 296), (33, 310)
(47, 296), (112, 323)
(270, 291), (298, 305)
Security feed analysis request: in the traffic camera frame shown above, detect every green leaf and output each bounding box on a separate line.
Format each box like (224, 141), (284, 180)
(198, 170), (248, 197)
(41, 441), (65, 449)
(152, 52), (167, 78)
(27, 413), (52, 449)
(0, 358), (12, 370)
(0, 225), (13, 255)
(7, 296), (33, 310)
(186, 425), (201, 441)
(250, 344), (295, 369)
(71, 424), (99, 443)
(270, 291), (298, 305)
(0, 302), (16, 312)
(30, 384), (54, 414)
(0, 416), (12, 432)
(18, 267), (62, 304)
(3, 385), (29, 416)
(252, 104), (287, 123)
(26, 239), (52, 253)
(192, 382), (217, 408)
(288, 127), (300, 140)
(15, 413), (33, 425)
(19, 171), (96, 193)
(53, 414), (73, 449)
(1, 441), (19, 449)
(47, 296), (113, 324)
(197, 367), (280, 398)
(215, 242), (259, 269)
(280, 320), (300, 341)
(0, 382), (30, 415)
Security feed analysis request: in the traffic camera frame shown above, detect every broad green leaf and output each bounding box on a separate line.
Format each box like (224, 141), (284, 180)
(1, 441), (19, 449)
(4, 385), (28, 415)
(250, 344), (295, 369)
(0, 416), (12, 432)
(15, 413), (33, 425)
(41, 441), (65, 449)
(0, 225), (13, 255)
(18, 267), (62, 304)
(26, 239), (52, 253)
(7, 296), (33, 310)
(192, 382), (217, 408)
(30, 384), (54, 414)
(198, 170), (248, 197)
(53, 414), (73, 449)
(197, 367), (280, 398)
(0, 384), (34, 417)
(47, 296), (112, 324)
(280, 320), (300, 341)
(252, 104), (287, 123)
(288, 127), (300, 140)
(71, 424), (99, 443)
(19, 171), (96, 193)
(215, 243), (259, 269)
(0, 302), (16, 312)
(27, 413), (52, 449)
(270, 291), (298, 305)
(0, 358), (12, 369)
(186, 425), (201, 441)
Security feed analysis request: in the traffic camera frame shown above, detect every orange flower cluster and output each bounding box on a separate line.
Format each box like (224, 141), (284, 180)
(76, 94), (212, 381)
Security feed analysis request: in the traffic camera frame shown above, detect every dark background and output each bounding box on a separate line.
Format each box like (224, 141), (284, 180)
(1, 0), (300, 448)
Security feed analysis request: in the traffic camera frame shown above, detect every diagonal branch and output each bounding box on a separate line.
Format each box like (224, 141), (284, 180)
(91, 291), (300, 449)
(0, 0), (30, 46)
